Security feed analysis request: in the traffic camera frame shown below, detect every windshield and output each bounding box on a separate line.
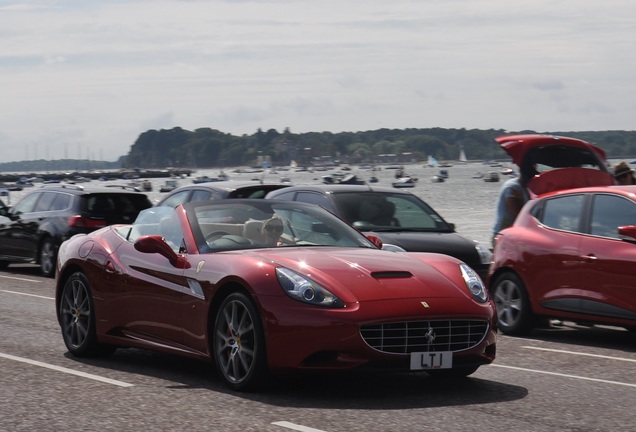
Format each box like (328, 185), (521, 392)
(330, 192), (452, 231)
(522, 145), (608, 178)
(121, 206), (186, 253)
(186, 200), (378, 252)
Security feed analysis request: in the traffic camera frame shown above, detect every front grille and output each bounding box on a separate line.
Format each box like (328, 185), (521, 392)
(360, 320), (489, 354)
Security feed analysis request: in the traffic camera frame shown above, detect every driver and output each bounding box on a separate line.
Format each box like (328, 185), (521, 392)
(261, 216), (284, 246)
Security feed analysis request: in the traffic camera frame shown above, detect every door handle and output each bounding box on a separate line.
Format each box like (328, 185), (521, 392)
(581, 254), (597, 263)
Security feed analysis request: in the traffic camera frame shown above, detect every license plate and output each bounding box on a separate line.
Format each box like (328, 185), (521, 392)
(410, 351), (453, 370)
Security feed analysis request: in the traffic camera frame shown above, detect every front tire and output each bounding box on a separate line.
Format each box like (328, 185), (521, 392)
(59, 272), (114, 357)
(492, 272), (535, 335)
(213, 292), (267, 391)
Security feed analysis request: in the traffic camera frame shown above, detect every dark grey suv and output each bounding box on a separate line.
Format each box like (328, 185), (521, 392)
(155, 180), (290, 207)
(266, 184), (492, 280)
(0, 184), (152, 277)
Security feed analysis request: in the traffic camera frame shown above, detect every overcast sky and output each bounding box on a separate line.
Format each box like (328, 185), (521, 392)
(1, 0), (635, 162)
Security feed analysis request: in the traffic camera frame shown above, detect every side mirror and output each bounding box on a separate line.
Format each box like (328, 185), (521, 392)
(365, 234), (383, 249)
(134, 235), (190, 269)
(618, 225), (636, 243)
(381, 243), (406, 252)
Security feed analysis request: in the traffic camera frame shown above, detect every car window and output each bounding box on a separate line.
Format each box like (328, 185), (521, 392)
(296, 192), (333, 212)
(540, 194), (585, 232)
(85, 195), (115, 214)
(12, 192), (40, 214)
(268, 190), (296, 201)
(190, 190), (213, 202)
(525, 146), (606, 173)
(126, 207), (184, 252)
(186, 201), (376, 252)
(229, 187), (270, 199)
(159, 190), (191, 207)
(50, 193), (72, 211)
(34, 192), (58, 211)
(81, 194), (151, 219)
(331, 192), (448, 230)
(112, 194), (151, 213)
(589, 194), (636, 238)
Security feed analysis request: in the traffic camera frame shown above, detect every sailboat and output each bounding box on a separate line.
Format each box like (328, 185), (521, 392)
(459, 146), (468, 163)
(427, 155), (438, 167)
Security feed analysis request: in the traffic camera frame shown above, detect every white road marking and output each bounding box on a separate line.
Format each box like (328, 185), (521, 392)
(0, 352), (134, 388)
(0, 289), (53, 300)
(0, 274), (42, 283)
(272, 421), (328, 432)
(522, 346), (636, 363)
(491, 364), (636, 388)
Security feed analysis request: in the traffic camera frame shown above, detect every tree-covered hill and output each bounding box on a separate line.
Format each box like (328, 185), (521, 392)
(3, 127), (636, 172)
(124, 127), (636, 169)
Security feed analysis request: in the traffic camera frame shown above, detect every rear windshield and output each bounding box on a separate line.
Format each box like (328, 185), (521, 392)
(80, 193), (152, 221)
(522, 146), (607, 177)
(227, 185), (288, 199)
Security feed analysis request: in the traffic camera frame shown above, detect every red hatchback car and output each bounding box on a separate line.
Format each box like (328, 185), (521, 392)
(489, 185), (636, 335)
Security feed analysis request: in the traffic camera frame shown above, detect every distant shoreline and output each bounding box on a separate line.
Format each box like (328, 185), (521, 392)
(0, 168), (196, 184)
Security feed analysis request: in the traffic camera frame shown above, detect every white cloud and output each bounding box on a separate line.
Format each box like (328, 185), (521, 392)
(1, 0), (635, 162)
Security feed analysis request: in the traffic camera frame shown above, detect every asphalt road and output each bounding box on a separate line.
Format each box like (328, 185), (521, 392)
(1, 265), (634, 432)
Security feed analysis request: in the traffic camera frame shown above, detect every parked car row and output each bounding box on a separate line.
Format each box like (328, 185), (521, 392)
(0, 184), (153, 277)
(2, 133), (635, 391)
(156, 181), (493, 280)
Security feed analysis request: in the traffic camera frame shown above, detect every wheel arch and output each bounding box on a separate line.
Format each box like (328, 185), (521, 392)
(490, 266), (520, 291)
(207, 281), (268, 355)
(35, 231), (62, 263)
(490, 265), (536, 306)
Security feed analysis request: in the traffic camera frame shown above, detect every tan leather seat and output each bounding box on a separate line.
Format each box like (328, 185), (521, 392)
(243, 220), (265, 244)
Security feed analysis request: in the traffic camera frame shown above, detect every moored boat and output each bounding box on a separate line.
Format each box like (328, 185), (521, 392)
(392, 176), (417, 188)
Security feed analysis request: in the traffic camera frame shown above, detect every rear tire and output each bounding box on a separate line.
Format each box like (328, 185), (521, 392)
(39, 238), (57, 278)
(492, 272), (535, 335)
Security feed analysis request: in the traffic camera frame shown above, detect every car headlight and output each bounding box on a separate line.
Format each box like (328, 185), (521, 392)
(276, 268), (345, 308)
(474, 242), (493, 265)
(460, 263), (488, 303)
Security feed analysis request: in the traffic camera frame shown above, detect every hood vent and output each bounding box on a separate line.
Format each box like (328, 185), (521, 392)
(371, 271), (412, 279)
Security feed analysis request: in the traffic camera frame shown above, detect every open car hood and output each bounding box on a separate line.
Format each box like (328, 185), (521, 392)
(496, 134), (614, 196)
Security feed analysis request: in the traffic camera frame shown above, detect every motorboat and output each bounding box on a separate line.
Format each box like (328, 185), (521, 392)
(392, 177), (417, 188)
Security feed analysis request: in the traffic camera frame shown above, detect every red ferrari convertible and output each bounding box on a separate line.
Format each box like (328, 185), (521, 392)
(56, 199), (497, 390)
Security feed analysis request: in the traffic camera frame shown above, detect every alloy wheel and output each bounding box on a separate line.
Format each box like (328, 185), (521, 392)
(214, 293), (265, 390)
(60, 275), (92, 351)
(40, 239), (56, 277)
(492, 273), (533, 335)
